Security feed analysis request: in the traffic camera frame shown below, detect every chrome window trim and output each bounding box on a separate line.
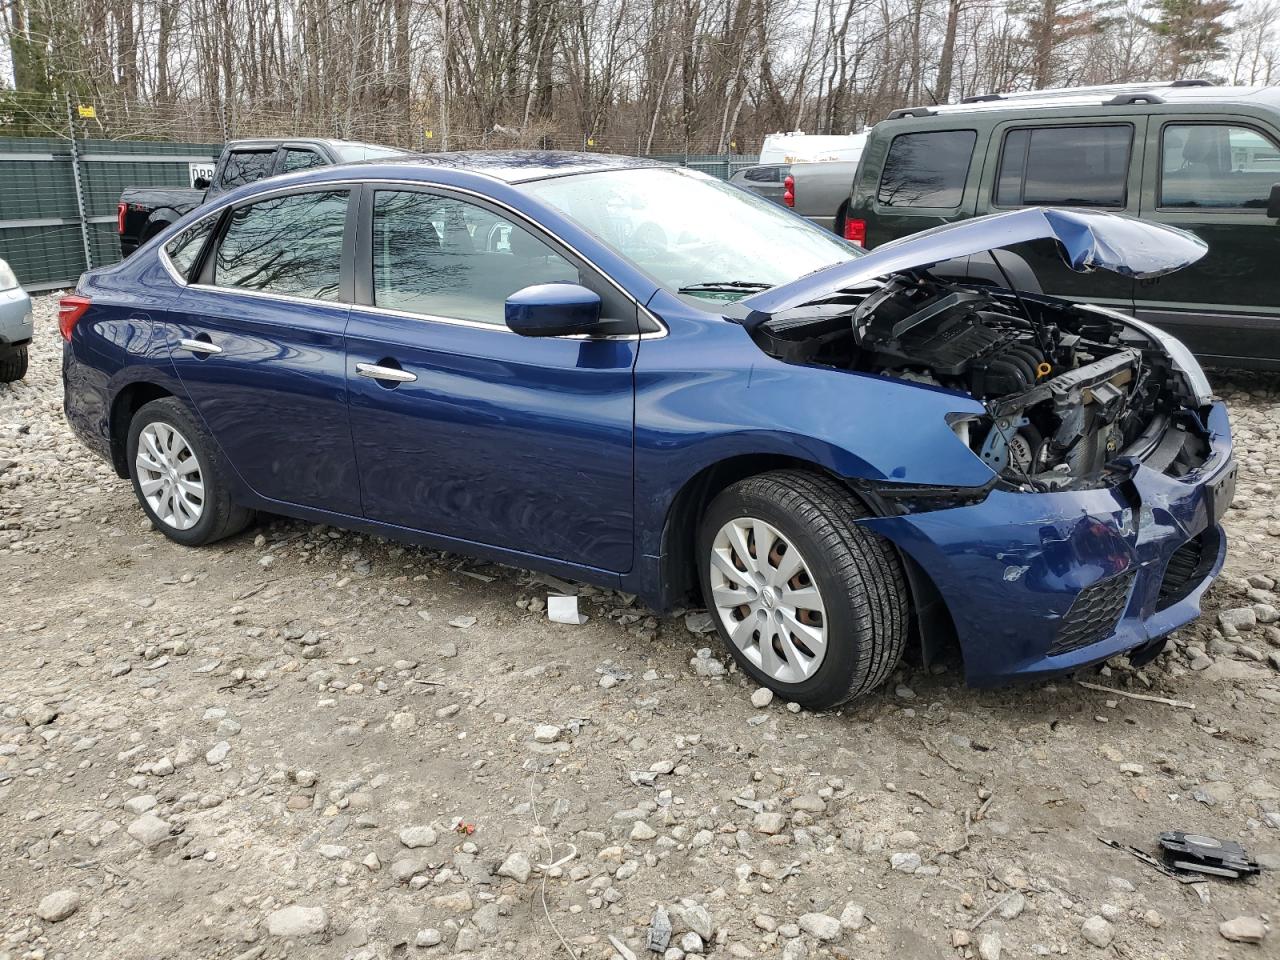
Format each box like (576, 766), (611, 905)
(156, 175), (667, 341)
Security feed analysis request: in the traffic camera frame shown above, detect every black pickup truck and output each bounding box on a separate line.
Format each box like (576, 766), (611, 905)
(117, 137), (405, 256)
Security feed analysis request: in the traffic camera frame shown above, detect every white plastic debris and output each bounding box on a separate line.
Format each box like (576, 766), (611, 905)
(548, 595), (587, 625)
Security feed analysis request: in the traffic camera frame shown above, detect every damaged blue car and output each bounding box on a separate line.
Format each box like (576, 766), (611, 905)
(61, 153), (1235, 708)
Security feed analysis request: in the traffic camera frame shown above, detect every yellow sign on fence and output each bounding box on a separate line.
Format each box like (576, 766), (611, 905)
(77, 104), (96, 119)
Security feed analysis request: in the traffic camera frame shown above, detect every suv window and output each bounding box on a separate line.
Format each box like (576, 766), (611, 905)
(164, 216), (216, 279)
(372, 190), (578, 325)
(877, 130), (976, 207)
(996, 124), (1131, 208)
(220, 150), (276, 189)
(283, 149), (326, 172)
(214, 190), (348, 300)
(1161, 123), (1280, 209)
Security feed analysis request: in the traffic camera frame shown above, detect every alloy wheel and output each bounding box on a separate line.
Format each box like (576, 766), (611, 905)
(708, 516), (828, 684)
(135, 422), (205, 531)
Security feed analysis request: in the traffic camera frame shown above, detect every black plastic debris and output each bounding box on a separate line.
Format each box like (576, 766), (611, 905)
(1158, 832), (1260, 879)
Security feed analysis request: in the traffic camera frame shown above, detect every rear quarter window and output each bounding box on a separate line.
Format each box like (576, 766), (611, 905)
(877, 130), (977, 208)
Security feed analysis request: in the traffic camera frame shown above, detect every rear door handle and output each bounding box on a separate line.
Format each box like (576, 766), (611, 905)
(356, 362), (417, 383)
(178, 337), (222, 355)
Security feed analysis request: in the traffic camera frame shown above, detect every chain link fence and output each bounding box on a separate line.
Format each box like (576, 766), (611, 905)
(0, 90), (760, 290)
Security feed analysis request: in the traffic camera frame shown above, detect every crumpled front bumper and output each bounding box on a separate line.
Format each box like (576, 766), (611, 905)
(860, 402), (1234, 686)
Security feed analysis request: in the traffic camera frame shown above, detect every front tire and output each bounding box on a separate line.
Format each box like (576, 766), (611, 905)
(697, 470), (908, 709)
(0, 344), (27, 382)
(127, 398), (252, 546)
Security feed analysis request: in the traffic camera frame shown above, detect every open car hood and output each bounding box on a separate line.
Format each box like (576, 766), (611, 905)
(740, 207), (1207, 324)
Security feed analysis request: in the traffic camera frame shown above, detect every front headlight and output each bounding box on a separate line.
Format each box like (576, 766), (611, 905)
(1079, 304), (1212, 407)
(0, 260), (18, 292)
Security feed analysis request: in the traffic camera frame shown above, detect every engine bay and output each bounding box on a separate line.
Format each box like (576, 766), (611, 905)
(750, 273), (1209, 490)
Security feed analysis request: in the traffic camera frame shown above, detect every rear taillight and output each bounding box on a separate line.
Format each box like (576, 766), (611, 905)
(58, 295), (91, 341)
(843, 217), (867, 246)
(783, 174), (794, 208)
(116, 201), (127, 234)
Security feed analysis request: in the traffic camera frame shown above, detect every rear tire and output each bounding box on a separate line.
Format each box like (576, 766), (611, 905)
(127, 397), (253, 546)
(0, 344), (28, 383)
(697, 470), (908, 709)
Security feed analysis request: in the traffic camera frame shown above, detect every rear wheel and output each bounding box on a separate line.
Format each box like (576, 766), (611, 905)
(697, 470), (908, 709)
(0, 344), (28, 382)
(127, 398), (252, 546)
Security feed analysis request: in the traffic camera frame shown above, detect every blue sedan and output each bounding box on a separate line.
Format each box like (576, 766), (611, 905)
(61, 152), (1234, 708)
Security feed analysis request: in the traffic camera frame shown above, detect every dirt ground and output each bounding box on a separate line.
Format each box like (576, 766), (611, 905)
(1, 295), (1277, 960)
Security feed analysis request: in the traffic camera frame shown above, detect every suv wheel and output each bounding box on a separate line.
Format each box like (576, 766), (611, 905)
(127, 398), (252, 546)
(0, 344), (28, 383)
(697, 470), (908, 709)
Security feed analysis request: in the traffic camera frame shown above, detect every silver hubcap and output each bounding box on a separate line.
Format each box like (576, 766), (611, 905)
(135, 422), (205, 530)
(709, 517), (828, 684)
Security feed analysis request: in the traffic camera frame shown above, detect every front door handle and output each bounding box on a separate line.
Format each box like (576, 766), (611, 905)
(356, 362), (417, 383)
(178, 337), (222, 355)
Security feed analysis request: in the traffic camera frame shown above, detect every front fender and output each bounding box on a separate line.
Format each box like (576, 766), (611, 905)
(633, 292), (996, 564)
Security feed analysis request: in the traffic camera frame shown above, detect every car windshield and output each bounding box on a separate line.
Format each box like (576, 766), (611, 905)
(523, 166), (859, 300)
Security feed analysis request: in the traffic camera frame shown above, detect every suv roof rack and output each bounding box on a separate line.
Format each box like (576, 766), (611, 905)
(887, 79), (1222, 119)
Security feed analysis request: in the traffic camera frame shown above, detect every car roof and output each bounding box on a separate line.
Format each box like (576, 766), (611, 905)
(882, 82), (1280, 122)
(366, 150), (673, 184)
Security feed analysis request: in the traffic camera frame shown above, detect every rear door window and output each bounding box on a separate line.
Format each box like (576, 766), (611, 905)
(877, 130), (976, 207)
(220, 150), (276, 189)
(1160, 123), (1280, 209)
(996, 124), (1132, 207)
(213, 190), (348, 301)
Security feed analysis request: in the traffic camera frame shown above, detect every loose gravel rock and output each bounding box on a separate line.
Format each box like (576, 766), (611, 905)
(0, 297), (1277, 958)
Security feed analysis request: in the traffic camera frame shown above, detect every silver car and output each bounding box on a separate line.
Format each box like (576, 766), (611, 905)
(0, 259), (33, 382)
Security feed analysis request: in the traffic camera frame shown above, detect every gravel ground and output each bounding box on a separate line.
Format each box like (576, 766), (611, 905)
(1, 294), (1277, 960)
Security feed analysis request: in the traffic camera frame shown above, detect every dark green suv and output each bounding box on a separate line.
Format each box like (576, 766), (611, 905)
(848, 81), (1280, 370)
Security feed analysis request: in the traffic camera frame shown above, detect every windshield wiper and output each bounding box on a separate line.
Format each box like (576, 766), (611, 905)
(678, 280), (773, 294)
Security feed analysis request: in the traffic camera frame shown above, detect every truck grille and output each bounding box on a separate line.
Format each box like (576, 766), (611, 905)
(1050, 571), (1134, 655)
(1156, 536), (1207, 611)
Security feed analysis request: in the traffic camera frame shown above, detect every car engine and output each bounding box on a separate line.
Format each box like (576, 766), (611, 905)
(750, 274), (1206, 490)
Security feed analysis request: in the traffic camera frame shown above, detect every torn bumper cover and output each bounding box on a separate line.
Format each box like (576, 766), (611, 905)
(857, 402), (1234, 686)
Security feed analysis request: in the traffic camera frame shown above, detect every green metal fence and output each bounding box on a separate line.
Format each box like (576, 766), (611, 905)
(0, 138), (752, 292)
(0, 136), (221, 291)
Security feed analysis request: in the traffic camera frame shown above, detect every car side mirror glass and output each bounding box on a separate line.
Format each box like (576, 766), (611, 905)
(505, 283), (603, 337)
(193, 176), (211, 190)
(1268, 183), (1280, 220)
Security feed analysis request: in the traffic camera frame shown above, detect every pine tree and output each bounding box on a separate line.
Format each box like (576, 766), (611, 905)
(1012, 0), (1123, 89)
(1145, 0), (1238, 76)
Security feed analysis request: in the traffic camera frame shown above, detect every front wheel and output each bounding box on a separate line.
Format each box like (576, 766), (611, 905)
(0, 344), (27, 382)
(126, 397), (253, 546)
(697, 470), (909, 709)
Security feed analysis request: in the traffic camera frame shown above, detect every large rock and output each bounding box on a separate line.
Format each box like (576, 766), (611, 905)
(398, 825), (437, 848)
(127, 813), (171, 848)
(496, 851), (532, 883)
(1081, 915), (1113, 948)
(799, 913), (841, 941)
(36, 889), (81, 922)
(266, 904), (329, 938)
(1219, 916), (1267, 944)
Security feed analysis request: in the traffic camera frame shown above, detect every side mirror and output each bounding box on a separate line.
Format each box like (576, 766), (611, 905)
(193, 176), (211, 190)
(505, 283), (602, 337)
(1268, 183), (1280, 220)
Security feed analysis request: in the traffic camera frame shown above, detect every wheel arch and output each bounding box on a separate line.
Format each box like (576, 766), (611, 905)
(108, 381), (176, 477)
(656, 453), (962, 673)
(658, 454), (877, 609)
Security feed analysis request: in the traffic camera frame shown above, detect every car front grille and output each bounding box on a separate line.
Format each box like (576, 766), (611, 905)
(1156, 535), (1208, 611)
(1050, 571), (1135, 656)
